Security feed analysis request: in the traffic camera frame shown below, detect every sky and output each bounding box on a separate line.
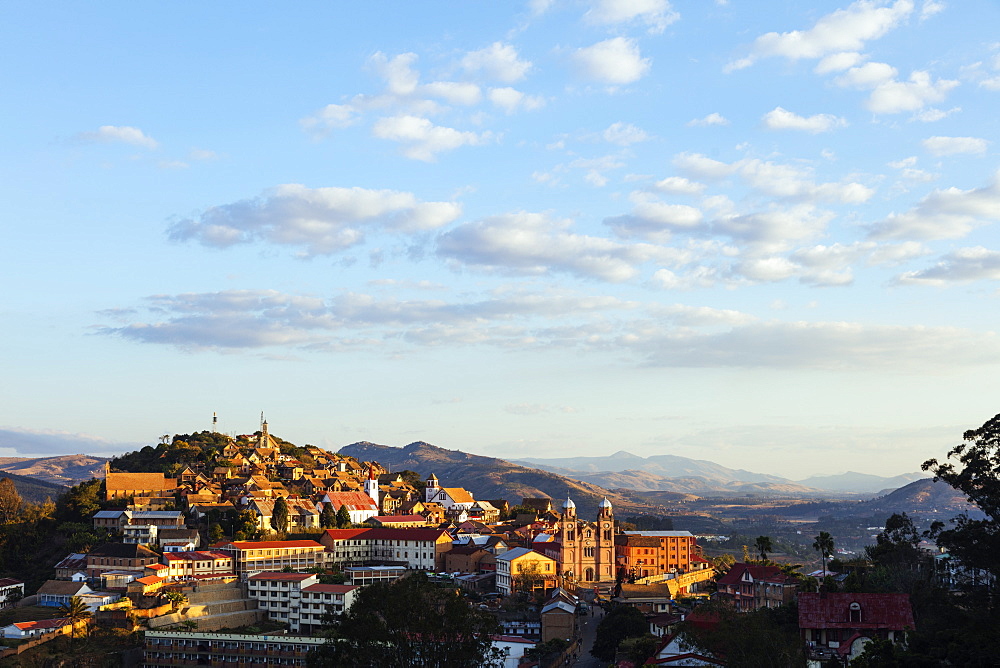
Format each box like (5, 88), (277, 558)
(2, 0), (999, 480)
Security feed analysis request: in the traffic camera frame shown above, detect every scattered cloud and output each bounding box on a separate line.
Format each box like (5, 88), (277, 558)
(727, 0), (914, 71)
(869, 170), (1000, 240)
(687, 113), (730, 127)
(865, 70), (959, 114)
(372, 115), (493, 161)
(488, 87), (546, 113)
(584, 0), (680, 34)
(761, 107), (848, 133)
(651, 176), (706, 195)
(602, 122), (650, 146)
(572, 37), (651, 85)
(897, 246), (1000, 284)
(167, 184), (462, 255)
(461, 42), (533, 83)
(922, 136), (989, 156)
(815, 51), (866, 74)
(437, 211), (668, 281)
(77, 125), (159, 149)
(0, 426), (140, 457)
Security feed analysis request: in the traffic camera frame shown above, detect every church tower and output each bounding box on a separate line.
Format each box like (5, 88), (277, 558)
(559, 498), (578, 580)
(425, 474), (440, 503)
(364, 467), (380, 507)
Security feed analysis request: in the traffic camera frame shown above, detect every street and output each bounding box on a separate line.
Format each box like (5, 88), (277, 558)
(571, 606), (605, 667)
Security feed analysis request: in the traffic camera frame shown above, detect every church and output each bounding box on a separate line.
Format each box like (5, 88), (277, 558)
(556, 497), (616, 584)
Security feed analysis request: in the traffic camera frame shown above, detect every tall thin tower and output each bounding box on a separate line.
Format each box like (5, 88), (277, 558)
(212, 412), (218, 433)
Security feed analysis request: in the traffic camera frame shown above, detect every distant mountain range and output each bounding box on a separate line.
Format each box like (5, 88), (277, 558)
(338, 441), (651, 517)
(0, 454), (108, 486)
(0, 470), (68, 504)
(515, 452), (929, 495)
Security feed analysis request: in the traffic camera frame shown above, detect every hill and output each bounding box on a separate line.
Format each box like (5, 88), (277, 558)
(858, 478), (980, 519)
(0, 471), (67, 504)
(337, 441), (651, 517)
(0, 454), (108, 486)
(796, 471), (929, 494)
(515, 450), (789, 486)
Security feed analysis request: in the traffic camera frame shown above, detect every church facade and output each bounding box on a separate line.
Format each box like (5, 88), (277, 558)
(557, 497), (616, 584)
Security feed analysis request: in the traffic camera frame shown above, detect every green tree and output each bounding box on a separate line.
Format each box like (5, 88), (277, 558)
(619, 634), (660, 666)
(161, 591), (188, 610)
(813, 531), (834, 576)
(0, 478), (22, 524)
(591, 604), (648, 662)
(321, 503), (337, 529)
(923, 412), (1000, 578)
(307, 573), (503, 667)
(271, 497), (290, 535)
(208, 523), (225, 544)
(58, 595), (92, 642)
(680, 601), (806, 668)
(754, 536), (773, 563)
(336, 504), (351, 529)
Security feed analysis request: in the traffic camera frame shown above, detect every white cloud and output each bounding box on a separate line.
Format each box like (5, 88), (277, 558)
(920, 0), (945, 19)
(299, 104), (358, 134)
(687, 112), (730, 127)
(866, 70), (959, 114)
(421, 81), (482, 106)
(488, 87), (546, 113)
(372, 115), (493, 161)
(762, 107), (848, 133)
(78, 125), (159, 149)
(915, 106), (960, 122)
(167, 184), (462, 255)
(461, 42), (533, 83)
(675, 153), (875, 204)
(922, 136), (989, 156)
(437, 211), (669, 282)
(605, 200), (704, 241)
(0, 427), (139, 457)
(603, 122), (650, 145)
(870, 171), (1000, 239)
(833, 61), (898, 88)
(815, 51), (866, 74)
(584, 0), (680, 34)
(572, 37), (651, 85)
(897, 246), (1000, 284)
(727, 0), (914, 70)
(652, 176), (706, 195)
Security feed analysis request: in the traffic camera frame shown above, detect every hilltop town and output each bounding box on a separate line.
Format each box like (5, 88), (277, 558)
(0, 419), (994, 666)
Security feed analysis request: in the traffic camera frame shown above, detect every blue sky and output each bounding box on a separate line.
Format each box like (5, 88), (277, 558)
(2, 1), (999, 479)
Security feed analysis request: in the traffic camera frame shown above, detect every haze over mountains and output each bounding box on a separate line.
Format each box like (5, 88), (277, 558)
(515, 451), (929, 495)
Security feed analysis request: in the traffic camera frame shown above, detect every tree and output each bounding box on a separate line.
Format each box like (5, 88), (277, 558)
(208, 523), (225, 544)
(813, 531), (834, 576)
(336, 504), (351, 529)
(513, 561), (546, 597)
(161, 591), (188, 610)
(307, 573), (503, 667)
(58, 595), (92, 642)
(0, 478), (22, 524)
(321, 503), (337, 529)
(591, 604), (648, 662)
(923, 412), (1000, 578)
(754, 536), (773, 563)
(271, 497), (289, 535)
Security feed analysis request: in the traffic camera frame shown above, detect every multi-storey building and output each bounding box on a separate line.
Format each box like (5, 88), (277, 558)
(320, 528), (452, 571)
(496, 547), (558, 596)
(86, 543), (160, 578)
(615, 531), (699, 578)
(161, 551), (235, 580)
(246, 572), (358, 633)
(715, 563), (798, 611)
(215, 540), (329, 575)
(143, 630), (325, 667)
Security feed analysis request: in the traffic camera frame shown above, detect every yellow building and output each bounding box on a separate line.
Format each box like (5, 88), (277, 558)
(496, 547), (557, 596)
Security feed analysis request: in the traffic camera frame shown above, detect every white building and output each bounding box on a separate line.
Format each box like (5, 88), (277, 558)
(246, 572), (357, 633)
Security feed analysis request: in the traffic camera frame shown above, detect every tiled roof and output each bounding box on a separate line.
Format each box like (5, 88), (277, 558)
(441, 488), (475, 504)
(322, 529), (371, 541)
(323, 492), (379, 512)
(715, 563), (784, 586)
(163, 551), (231, 562)
(105, 472), (177, 492)
(798, 593), (914, 630)
(89, 543), (159, 559)
(0, 578), (23, 587)
(13, 618), (68, 631)
(370, 514), (426, 523)
(37, 580), (89, 595)
(224, 540), (325, 550)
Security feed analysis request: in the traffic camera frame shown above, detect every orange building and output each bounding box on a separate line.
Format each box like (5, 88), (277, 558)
(615, 531), (698, 578)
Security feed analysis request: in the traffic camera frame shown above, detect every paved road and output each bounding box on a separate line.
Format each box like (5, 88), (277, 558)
(571, 606), (605, 667)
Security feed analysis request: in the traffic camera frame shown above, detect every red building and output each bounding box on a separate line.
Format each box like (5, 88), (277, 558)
(715, 563), (798, 611)
(799, 592), (914, 664)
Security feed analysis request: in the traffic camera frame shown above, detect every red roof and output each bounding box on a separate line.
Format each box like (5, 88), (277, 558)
(224, 540), (324, 549)
(14, 618), (69, 631)
(322, 527), (449, 542)
(371, 514), (426, 523)
(163, 551), (232, 562)
(798, 593), (914, 630)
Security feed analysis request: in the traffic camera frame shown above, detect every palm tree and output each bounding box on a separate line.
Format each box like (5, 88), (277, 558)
(58, 595), (92, 642)
(754, 535), (773, 563)
(813, 531), (835, 577)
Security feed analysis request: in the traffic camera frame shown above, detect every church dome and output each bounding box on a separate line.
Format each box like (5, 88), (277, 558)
(562, 497), (576, 510)
(599, 497), (612, 510)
